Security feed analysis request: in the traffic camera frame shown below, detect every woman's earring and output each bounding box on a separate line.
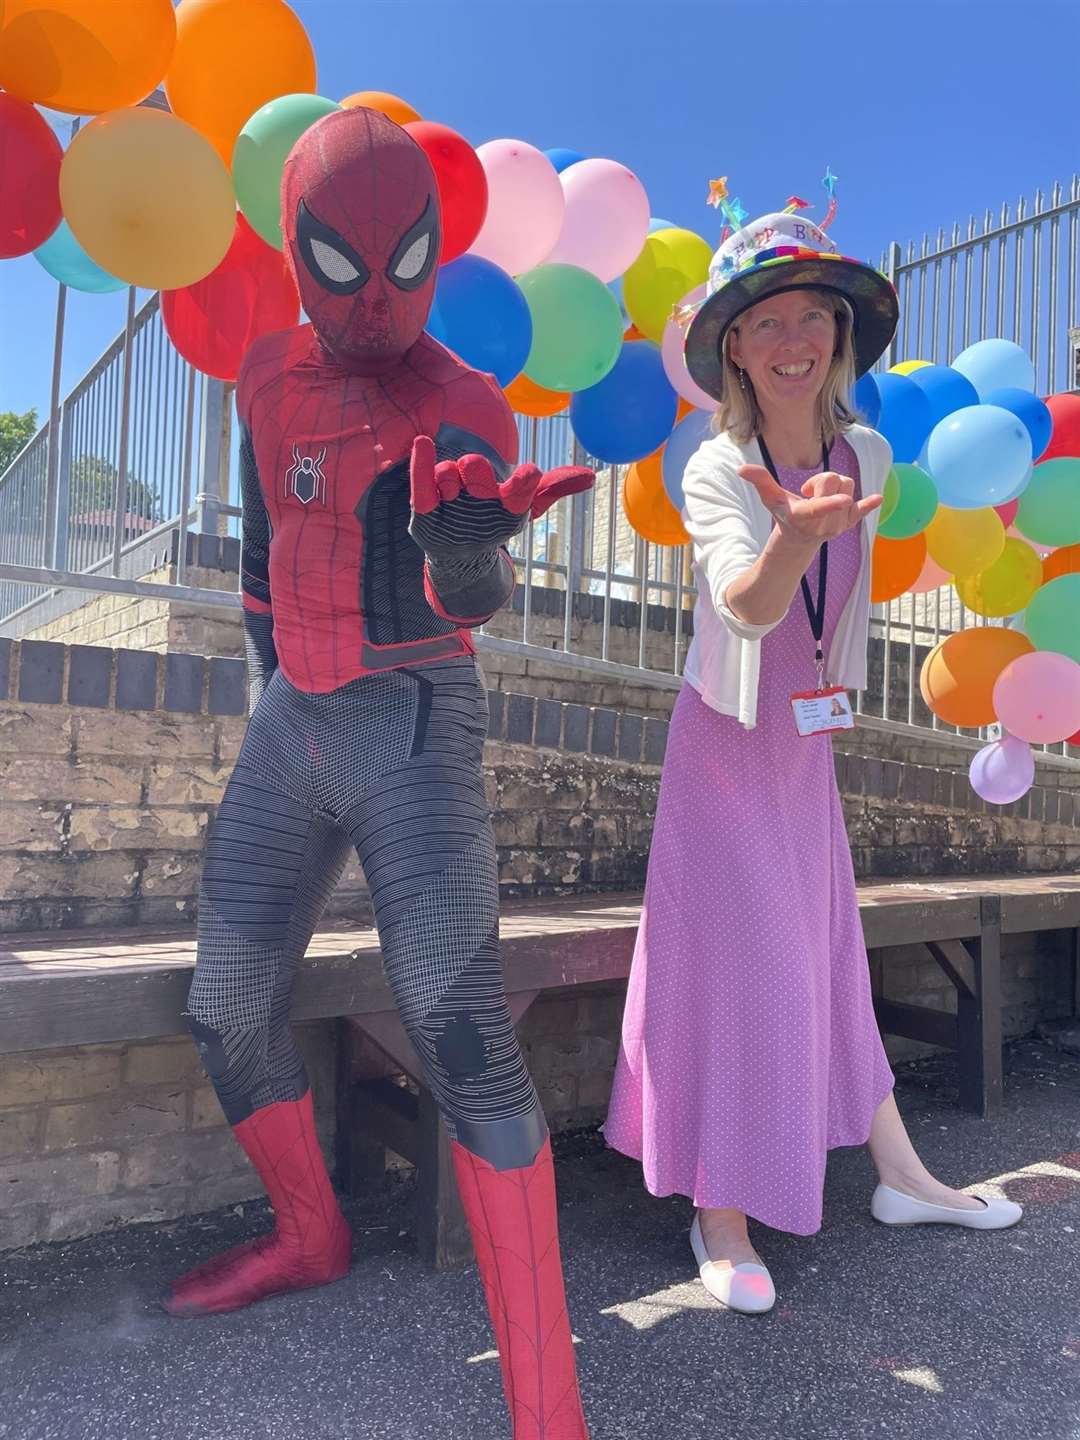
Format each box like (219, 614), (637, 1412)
(738, 367), (747, 391)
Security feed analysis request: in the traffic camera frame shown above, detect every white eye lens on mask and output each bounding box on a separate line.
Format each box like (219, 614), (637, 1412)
(309, 238), (362, 285)
(393, 233), (431, 282)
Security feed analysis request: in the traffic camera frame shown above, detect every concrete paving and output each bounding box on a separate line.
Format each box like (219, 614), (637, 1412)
(2, 1040), (1079, 1440)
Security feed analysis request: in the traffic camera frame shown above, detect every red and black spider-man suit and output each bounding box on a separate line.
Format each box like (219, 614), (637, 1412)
(164, 108), (592, 1439)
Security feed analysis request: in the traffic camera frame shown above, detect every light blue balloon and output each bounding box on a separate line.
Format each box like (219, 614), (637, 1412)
(648, 217), (677, 234)
(982, 387), (1052, 460)
(661, 409), (713, 510)
(33, 219), (126, 294)
(997, 463), (1034, 506)
(952, 338), (1035, 400)
(925, 404), (1032, 509)
(608, 276), (629, 328)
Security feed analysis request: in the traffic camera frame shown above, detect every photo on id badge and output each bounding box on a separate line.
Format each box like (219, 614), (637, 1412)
(790, 686), (855, 737)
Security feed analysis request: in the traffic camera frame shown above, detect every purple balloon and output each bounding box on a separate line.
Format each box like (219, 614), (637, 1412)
(968, 735), (1035, 805)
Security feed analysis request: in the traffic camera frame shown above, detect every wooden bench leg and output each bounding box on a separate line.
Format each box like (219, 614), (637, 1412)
(334, 1018), (388, 1196)
(956, 896), (1003, 1117)
(416, 1086), (473, 1270)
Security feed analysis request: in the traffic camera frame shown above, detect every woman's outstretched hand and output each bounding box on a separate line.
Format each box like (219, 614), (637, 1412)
(738, 465), (882, 544)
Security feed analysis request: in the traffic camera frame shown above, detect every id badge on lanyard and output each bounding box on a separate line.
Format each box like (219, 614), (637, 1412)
(757, 435), (856, 739)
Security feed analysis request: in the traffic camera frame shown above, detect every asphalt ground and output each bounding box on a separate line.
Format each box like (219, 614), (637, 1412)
(2, 1039), (1078, 1440)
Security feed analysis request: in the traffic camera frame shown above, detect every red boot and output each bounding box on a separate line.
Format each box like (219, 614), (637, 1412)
(452, 1137), (589, 1440)
(164, 1090), (352, 1317)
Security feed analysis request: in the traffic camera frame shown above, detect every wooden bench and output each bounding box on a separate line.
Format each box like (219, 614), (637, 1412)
(2, 877), (1078, 1266)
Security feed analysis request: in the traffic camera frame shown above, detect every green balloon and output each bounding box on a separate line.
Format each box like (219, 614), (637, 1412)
(1015, 458), (1080, 547)
(518, 263), (624, 393)
(879, 467), (900, 525)
(877, 462), (939, 539)
(1024, 573), (1080, 662)
(233, 93), (342, 250)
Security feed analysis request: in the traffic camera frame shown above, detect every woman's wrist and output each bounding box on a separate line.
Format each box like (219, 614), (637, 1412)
(763, 523), (821, 568)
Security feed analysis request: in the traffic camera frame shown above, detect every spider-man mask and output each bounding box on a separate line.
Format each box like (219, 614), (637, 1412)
(281, 107), (441, 372)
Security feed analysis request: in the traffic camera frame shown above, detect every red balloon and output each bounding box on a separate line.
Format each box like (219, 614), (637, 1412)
(403, 120), (487, 263)
(161, 214), (299, 381)
(0, 93), (62, 258)
(994, 498), (1019, 528)
(1068, 728), (1080, 747)
(1041, 392), (1080, 462)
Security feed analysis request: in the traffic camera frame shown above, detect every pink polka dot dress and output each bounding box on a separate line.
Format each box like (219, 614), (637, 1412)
(604, 436), (895, 1235)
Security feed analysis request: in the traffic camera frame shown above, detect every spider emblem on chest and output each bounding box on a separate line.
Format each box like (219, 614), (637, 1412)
(284, 446), (328, 505)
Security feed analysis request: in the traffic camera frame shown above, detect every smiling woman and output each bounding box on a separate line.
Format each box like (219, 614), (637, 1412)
(722, 287), (858, 448)
(604, 196), (1022, 1320)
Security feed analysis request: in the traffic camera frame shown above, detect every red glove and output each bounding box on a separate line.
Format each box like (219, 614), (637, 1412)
(409, 437), (594, 546)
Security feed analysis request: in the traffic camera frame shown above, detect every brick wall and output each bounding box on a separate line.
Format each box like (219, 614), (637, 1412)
(3, 637), (1080, 935)
(0, 1021), (336, 1250)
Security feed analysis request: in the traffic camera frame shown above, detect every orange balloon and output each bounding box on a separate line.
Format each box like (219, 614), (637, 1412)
(503, 370), (569, 419)
(166, 0), (317, 167)
(919, 627), (1034, 728)
(340, 90), (421, 125)
(633, 446), (664, 490)
(870, 532), (926, 603)
(624, 323), (647, 342)
(1044, 542), (1080, 583)
(624, 462), (688, 546)
(0, 0), (176, 114)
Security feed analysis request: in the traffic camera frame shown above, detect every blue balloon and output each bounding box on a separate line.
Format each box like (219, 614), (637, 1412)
(33, 219), (126, 294)
(908, 364), (979, 427)
(952, 338), (1035, 400)
(662, 409), (713, 509)
(648, 217), (678, 233)
(875, 372), (934, 462)
(427, 255), (532, 388)
(853, 371), (881, 428)
(608, 276), (629, 328)
(545, 148), (585, 174)
(570, 341), (677, 464)
(925, 404), (1033, 509)
(982, 387), (1053, 461)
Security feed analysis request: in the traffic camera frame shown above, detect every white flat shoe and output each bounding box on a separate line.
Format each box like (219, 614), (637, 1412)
(689, 1214), (776, 1314)
(871, 1183), (1023, 1230)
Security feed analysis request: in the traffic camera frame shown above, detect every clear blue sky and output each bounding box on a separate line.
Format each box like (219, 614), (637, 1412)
(3, 0), (1079, 422)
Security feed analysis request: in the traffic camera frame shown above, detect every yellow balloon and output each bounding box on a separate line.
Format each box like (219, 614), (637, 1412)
(623, 227), (711, 343)
(890, 359), (932, 375)
(953, 536), (1044, 617)
(60, 108), (236, 290)
(925, 505), (1005, 579)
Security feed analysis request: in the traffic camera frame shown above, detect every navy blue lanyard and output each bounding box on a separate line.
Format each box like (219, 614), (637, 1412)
(756, 435), (831, 674)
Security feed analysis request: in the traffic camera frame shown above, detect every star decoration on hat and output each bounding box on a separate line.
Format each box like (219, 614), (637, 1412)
(821, 166), (839, 230)
(707, 177), (729, 208)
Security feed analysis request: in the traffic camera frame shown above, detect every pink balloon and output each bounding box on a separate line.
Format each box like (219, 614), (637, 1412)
(992, 650), (1080, 743)
(661, 282), (718, 411)
(1007, 524), (1054, 559)
(546, 158), (650, 282)
(910, 553), (952, 593)
(469, 139), (564, 276)
(968, 735), (1035, 805)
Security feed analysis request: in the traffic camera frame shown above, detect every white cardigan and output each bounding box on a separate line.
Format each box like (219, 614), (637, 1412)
(680, 423), (893, 729)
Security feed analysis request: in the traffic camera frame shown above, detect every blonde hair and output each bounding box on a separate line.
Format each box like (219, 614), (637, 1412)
(712, 288), (859, 446)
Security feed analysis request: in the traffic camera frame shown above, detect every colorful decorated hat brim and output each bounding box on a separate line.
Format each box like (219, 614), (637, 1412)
(683, 250), (899, 404)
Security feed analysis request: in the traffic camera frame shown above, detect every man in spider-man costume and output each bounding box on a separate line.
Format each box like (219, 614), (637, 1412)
(164, 108), (593, 1439)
